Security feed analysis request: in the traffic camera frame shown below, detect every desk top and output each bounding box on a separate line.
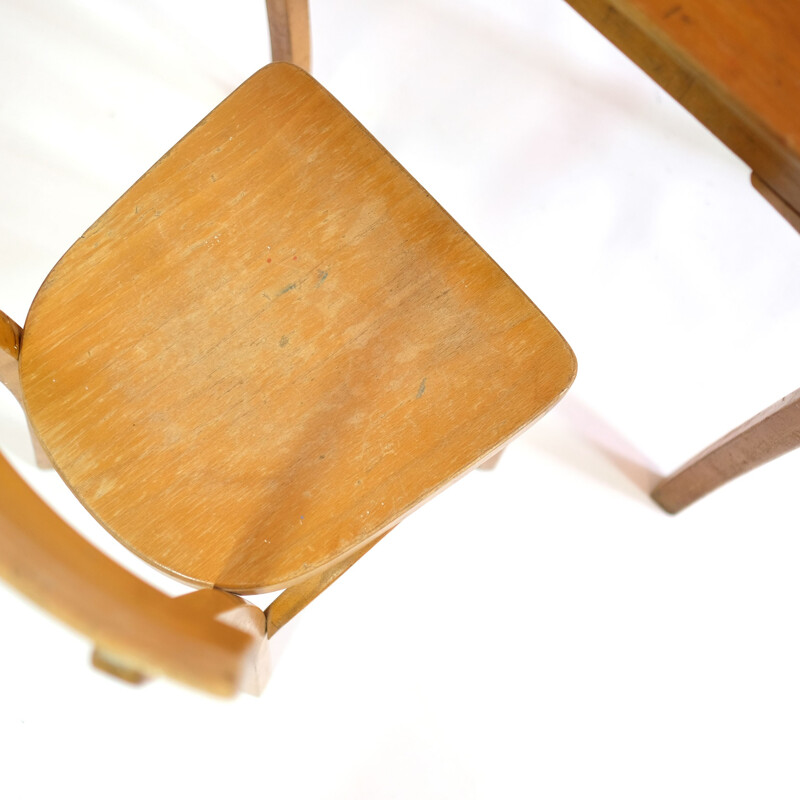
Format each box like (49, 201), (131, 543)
(566, 0), (800, 211)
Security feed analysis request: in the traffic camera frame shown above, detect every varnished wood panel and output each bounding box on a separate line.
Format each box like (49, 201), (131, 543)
(563, 0), (800, 214)
(20, 64), (576, 594)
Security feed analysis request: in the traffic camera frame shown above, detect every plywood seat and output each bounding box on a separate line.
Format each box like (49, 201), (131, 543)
(1, 60), (575, 694)
(20, 62), (574, 592)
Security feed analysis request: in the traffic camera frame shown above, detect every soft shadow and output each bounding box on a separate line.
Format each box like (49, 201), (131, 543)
(530, 396), (663, 505)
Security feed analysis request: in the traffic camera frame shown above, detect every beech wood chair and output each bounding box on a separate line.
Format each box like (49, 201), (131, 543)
(562, 0), (800, 512)
(0, 3), (575, 696)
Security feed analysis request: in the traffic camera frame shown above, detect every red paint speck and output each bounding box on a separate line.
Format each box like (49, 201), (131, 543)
(267, 258), (272, 263)
(293, 256), (298, 260)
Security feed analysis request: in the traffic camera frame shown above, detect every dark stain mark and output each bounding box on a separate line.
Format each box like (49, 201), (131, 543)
(134, 206), (140, 215)
(279, 335), (290, 348)
(416, 378), (427, 398)
(319, 454), (326, 460)
(210, 173), (217, 182)
(681, 13), (690, 23)
(277, 282), (297, 296)
(316, 270), (329, 286)
(663, 4), (681, 18)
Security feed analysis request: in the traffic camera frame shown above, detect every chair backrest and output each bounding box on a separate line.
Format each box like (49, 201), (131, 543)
(0, 450), (257, 696)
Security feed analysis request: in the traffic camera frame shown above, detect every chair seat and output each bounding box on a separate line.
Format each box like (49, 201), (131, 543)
(19, 63), (575, 594)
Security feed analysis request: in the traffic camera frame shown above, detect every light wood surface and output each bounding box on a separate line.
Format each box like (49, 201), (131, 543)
(563, 0), (800, 217)
(20, 63), (575, 594)
(0, 451), (259, 696)
(266, 0), (310, 71)
(652, 388), (800, 513)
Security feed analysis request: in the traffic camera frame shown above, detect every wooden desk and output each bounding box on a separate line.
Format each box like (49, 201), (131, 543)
(563, 0), (800, 509)
(564, 0), (800, 228)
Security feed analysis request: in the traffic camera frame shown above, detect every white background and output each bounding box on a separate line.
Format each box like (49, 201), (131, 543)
(2, 1), (800, 797)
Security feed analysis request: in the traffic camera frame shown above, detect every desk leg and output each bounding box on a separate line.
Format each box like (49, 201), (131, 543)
(751, 174), (800, 235)
(652, 387), (800, 512)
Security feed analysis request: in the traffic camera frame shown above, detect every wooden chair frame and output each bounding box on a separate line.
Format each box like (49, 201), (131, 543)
(0, 2), (575, 695)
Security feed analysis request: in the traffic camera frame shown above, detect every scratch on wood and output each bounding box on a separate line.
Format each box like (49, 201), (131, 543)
(277, 283), (297, 296)
(316, 270), (329, 286)
(279, 335), (290, 348)
(663, 4), (681, 18)
(416, 378), (426, 398)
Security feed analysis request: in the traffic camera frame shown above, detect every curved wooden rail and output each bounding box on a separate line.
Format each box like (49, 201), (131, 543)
(0, 451), (258, 696)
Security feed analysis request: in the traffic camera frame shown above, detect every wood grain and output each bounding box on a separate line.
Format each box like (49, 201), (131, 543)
(0, 451), (258, 696)
(20, 63), (576, 594)
(563, 0), (800, 213)
(652, 388), (800, 512)
(266, 0), (310, 71)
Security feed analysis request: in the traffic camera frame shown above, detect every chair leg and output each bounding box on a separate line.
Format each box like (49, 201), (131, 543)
(265, 529), (391, 638)
(265, 0), (310, 71)
(652, 387), (800, 513)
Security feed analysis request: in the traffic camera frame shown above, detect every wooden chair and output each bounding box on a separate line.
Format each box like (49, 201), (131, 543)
(0, 4), (575, 696)
(562, 0), (800, 512)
